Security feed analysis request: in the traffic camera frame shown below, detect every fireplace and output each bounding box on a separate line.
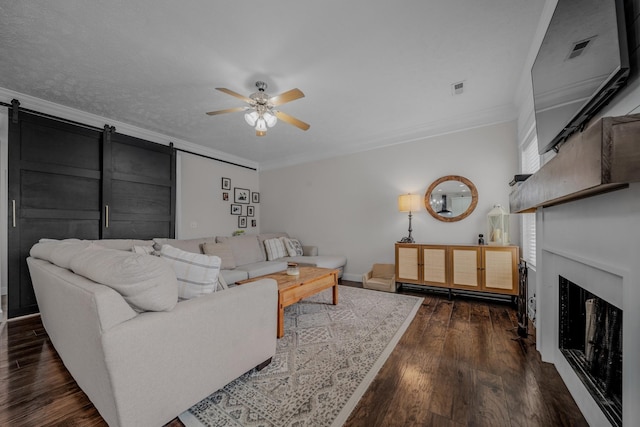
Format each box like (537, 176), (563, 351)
(559, 276), (622, 427)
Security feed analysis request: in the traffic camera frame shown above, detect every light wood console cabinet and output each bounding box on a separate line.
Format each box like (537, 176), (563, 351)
(395, 243), (520, 296)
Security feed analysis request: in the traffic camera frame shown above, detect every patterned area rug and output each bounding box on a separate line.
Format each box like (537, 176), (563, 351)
(179, 285), (422, 427)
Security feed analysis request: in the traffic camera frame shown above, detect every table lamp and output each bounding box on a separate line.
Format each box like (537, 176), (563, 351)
(398, 193), (421, 243)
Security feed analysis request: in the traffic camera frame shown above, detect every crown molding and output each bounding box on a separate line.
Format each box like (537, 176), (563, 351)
(0, 87), (259, 170)
(260, 103), (517, 171)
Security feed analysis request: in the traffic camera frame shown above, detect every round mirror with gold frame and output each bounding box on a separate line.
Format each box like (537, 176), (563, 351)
(424, 175), (478, 222)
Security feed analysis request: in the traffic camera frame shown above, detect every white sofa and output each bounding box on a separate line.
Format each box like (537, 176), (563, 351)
(154, 232), (347, 284)
(27, 239), (278, 427)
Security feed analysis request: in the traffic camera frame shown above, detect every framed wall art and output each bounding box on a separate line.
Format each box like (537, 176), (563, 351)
(238, 216), (247, 228)
(247, 206), (254, 217)
(231, 204), (242, 215)
(252, 192), (260, 203)
(221, 177), (231, 190)
(222, 192), (229, 201)
(251, 219), (257, 227)
(234, 188), (250, 204)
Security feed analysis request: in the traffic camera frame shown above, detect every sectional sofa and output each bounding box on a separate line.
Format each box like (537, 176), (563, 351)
(27, 238), (278, 427)
(154, 232), (347, 284)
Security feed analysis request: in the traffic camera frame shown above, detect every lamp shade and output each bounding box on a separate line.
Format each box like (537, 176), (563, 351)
(244, 111), (259, 126)
(263, 111), (277, 127)
(398, 194), (421, 212)
(255, 117), (267, 132)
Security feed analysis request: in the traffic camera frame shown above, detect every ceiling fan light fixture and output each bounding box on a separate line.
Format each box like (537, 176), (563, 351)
(244, 110), (259, 126)
(255, 117), (267, 132)
(263, 111), (277, 127)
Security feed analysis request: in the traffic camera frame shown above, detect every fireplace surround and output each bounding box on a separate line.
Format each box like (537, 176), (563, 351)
(535, 183), (639, 426)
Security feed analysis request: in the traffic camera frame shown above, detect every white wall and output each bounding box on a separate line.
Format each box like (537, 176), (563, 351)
(260, 121), (519, 281)
(178, 152), (260, 239)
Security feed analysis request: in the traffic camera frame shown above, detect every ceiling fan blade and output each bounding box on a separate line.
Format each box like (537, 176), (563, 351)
(206, 106), (247, 116)
(274, 111), (310, 131)
(215, 88), (252, 103)
(270, 88), (305, 106)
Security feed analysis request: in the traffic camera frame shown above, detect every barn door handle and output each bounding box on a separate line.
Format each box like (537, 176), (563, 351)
(105, 205), (109, 228)
(12, 200), (16, 228)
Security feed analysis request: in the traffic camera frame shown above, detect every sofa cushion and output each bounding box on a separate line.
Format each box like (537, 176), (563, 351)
(216, 235), (264, 266)
(160, 245), (222, 299)
(69, 246), (178, 312)
(30, 239), (82, 263)
(283, 238), (304, 256)
(219, 268), (249, 284)
(153, 237), (216, 254)
(287, 255), (347, 271)
(93, 239), (155, 251)
(202, 242), (236, 269)
(264, 237), (287, 261)
(236, 260), (288, 278)
(50, 241), (92, 269)
(132, 245), (158, 255)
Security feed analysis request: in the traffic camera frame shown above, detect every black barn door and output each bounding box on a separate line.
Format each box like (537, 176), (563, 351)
(8, 112), (102, 318)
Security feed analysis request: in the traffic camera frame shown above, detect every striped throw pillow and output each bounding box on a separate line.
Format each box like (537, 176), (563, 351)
(264, 237), (287, 260)
(160, 244), (222, 300)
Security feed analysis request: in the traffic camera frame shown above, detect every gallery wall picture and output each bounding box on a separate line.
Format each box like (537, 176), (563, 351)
(231, 204), (242, 215)
(238, 216), (247, 228)
(247, 206), (254, 217)
(223, 192), (229, 201)
(252, 192), (260, 203)
(221, 177), (231, 190)
(234, 188), (250, 204)
(251, 219), (257, 227)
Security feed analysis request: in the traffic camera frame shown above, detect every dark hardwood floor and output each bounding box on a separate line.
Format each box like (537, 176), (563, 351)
(0, 281), (587, 426)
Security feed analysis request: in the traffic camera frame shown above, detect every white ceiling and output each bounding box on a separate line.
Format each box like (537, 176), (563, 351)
(0, 0), (545, 170)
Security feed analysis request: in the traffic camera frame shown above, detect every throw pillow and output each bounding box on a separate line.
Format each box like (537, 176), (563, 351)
(201, 242), (237, 269)
(284, 238), (304, 257)
(50, 241), (92, 269)
(160, 244), (222, 300)
(69, 246), (178, 312)
(264, 237), (287, 260)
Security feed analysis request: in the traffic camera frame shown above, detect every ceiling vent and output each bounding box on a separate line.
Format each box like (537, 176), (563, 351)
(451, 81), (465, 95)
(566, 36), (596, 60)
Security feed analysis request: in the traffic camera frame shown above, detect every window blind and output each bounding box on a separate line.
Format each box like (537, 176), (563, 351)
(521, 137), (540, 267)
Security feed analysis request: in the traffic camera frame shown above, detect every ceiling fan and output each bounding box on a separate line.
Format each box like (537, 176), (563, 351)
(206, 81), (310, 136)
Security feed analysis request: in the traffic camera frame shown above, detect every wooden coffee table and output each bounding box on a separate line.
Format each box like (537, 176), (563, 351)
(236, 266), (339, 338)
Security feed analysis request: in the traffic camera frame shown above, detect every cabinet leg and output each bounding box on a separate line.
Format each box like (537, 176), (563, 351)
(448, 289), (452, 300)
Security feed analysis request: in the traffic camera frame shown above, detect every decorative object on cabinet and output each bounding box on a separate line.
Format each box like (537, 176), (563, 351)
(221, 177), (231, 190)
(478, 234), (485, 245)
(397, 194), (421, 243)
(395, 243), (519, 300)
(487, 204), (510, 245)
(247, 206), (255, 217)
(222, 192), (229, 201)
(231, 204), (242, 215)
(424, 175), (478, 222)
(234, 188), (250, 203)
(252, 192), (260, 203)
(238, 216), (247, 228)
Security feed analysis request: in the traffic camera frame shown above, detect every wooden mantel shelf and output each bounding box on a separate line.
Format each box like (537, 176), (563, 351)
(510, 113), (640, 213)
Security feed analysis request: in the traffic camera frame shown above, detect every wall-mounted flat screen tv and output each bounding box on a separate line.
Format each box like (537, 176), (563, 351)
(532, 0), (629, 154)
